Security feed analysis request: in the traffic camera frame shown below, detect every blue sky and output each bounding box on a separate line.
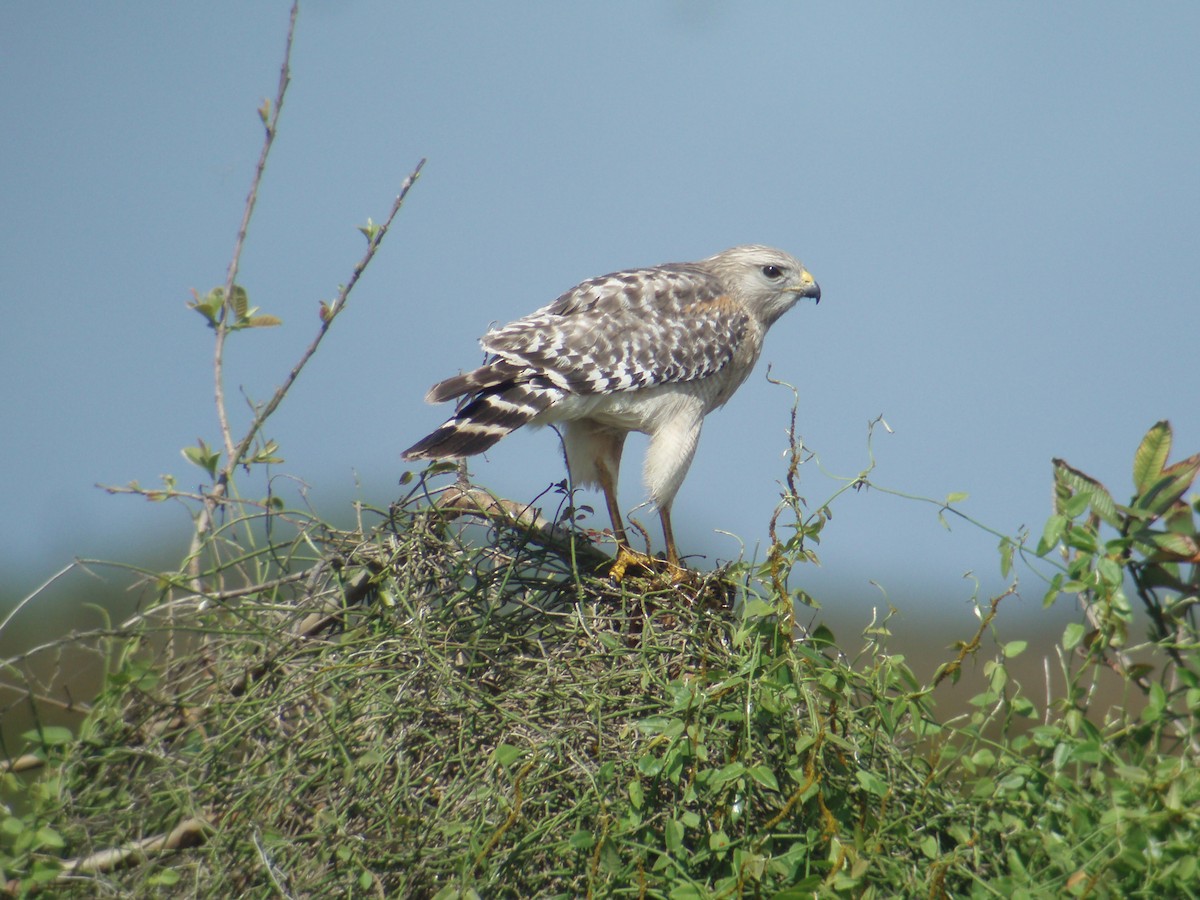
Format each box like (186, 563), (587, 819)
(2, 3), (1197, 625)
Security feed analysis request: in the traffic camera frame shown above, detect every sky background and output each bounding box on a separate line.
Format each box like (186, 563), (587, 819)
(2, 3), (1197, 639)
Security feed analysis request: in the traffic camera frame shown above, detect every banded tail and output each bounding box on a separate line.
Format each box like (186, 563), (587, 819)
(402, 378), (560, 460)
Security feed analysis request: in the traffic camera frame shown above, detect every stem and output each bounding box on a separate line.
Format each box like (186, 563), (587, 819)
(191, 1), (299, 588)
(214, 0), (298, 463)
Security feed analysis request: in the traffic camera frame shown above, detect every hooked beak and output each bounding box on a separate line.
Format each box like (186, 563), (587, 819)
(793, 268), (821, 304)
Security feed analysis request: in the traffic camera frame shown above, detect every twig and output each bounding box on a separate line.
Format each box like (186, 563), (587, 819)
(0, 754), (43, 775)
(187, 1), (300, 593)
(214, 0), (299, 462)
(253, 827), (293, 897)
(187, 0), (424, 608)
(58, 817), (211, 879)
(0, 562), (76, 639)
(217, 156), (426, 492)
(931, 587), (1013, 688)
(473, 758), (536, 870)
(194, 156), (426, 570)
(432, 482), (613, 572)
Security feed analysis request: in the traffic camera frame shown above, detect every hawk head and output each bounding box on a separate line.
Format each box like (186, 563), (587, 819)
(706, 245), (820, 327)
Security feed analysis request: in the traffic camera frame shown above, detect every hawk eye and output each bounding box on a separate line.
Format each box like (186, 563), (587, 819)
(761, 265), (783, 280)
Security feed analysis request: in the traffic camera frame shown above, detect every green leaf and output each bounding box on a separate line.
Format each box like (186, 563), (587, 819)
(1052, 459), (1120, 528)
(230, 284), (249, 320)
(971, 748), (996, 768)
(29, 859), (63, 885)
(1036, 514), (1067, 556)
(627, 779), (644, 810)
(569, 829), (594, 850)
(772, 879), (824, 897)
(945, 491), (969, 504)
(1063, 525), (1099, 555)
(182, 439), (221, 479)
(249, 440), (284, 466)
(1060, 490), (1093, 519)
(493, 744), (522, 768)
(809, 624), (836, 646)
(1062, 622), (1086, 650)
(35, 825), (65, 849)
(634, 715), (675, 736)
(997, 773), (1025, 793)
(358, 218), (381, 242)
(1097, 556), (1124, 589)
(1143, 682), (1167, 721)
(998, 538), (1015, 578)
(187, 287), (224, 327)
(741, 598), (776, 619)
(664, 817), (684, 852)
(24, 725), (73, 747)
(1002, 640), (1028, 658)
(1132, 420), (1172, 494)
(1135, 454), (1200, 518)
(1042, 572), (1064, 608)
(856, 770), (889, 797)
(1, 817), (26, 837)
(1142, 530), (1199, 561)
(970, 776), (995, 799)
(709, 762), (747, 789)
(247, 314), (283, 328)
(148, 868), (181, 887)
(748, 765), (779, 791)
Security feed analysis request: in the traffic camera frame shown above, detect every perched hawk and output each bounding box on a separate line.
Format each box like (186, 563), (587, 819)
(403, 245), (820, 571)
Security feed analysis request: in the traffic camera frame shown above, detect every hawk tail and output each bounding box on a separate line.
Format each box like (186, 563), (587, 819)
(424, 359), (523, 404)
(402, 382), (559, 460)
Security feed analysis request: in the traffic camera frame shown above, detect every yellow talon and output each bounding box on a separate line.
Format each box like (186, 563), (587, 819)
(608, 545), (692, 584)
(608, 545), (657, 582)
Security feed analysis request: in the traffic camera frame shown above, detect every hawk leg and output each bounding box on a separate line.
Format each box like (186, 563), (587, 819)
(598, 478), (688, 583)
(659, 506), (682, 569)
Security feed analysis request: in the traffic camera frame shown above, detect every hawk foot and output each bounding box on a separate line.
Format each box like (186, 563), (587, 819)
(608, 546), (691, 584)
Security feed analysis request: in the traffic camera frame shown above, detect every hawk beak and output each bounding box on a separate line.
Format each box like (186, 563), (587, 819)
(794, 269), (821, 304)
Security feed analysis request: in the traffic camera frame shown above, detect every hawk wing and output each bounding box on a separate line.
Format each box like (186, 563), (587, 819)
(480, 263), (750, 396)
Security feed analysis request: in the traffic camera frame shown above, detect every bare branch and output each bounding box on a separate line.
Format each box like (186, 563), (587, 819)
(216, 156), (426, 493)
(214, 0), (299, 461)
(0, 562), (77, 639)
(429, 481), (616, 573)
(60, 817), (211, 879)
(0, 754), (43, 775)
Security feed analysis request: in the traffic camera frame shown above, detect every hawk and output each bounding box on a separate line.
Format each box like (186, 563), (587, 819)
(403, 245), (820, 572)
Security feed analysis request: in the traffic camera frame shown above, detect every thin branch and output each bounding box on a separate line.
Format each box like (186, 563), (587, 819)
(193, 156), (426, 581)
(214, 0), (299, 462)
(431, 481), (613, 572)
(216, 156), (426, 494)
(0, 562), (76, 639)
(0, 754), (43, 775)
(59, 817), (211, 879)
(184, 1), (299, 594)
